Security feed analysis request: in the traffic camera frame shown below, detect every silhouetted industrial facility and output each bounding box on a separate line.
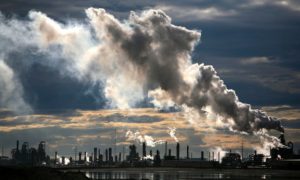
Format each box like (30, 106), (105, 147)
(1, 133), (300, 170)
(10, 140), (50, 166)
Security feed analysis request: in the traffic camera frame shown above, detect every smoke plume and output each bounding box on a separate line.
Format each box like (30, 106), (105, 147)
(0, 8), (283, 138)
(126, 130), (165, 147)
(168, 127), (179, 142)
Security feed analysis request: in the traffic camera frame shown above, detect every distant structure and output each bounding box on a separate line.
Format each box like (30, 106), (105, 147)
(105, 149), (108, 162)
(270, 133), (294, 159)
(127, 144), (139, 163)
(4, 138), (300, 169)
(142, 142), (146, 157)
(245, 150), (264, 166)
(94, 147), (97, 163)
(11, 140), (49, 165)
(176, 143), (180, 160)
(186, 145), (190, 159)
(153, 150), (161, 166)
(109, 148), (113, 162)
(221, 152), (242, 168)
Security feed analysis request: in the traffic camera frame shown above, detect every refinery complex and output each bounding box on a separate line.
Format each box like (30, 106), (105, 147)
(1, 134), (299, 170)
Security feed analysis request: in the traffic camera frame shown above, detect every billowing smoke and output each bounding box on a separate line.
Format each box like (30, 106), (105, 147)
(126, 130), (165, 147)
(0, 59), (32, 113)
(168, 127), (179, 142)
(0, 8), (283, 140)
(82, 8), (283, 134)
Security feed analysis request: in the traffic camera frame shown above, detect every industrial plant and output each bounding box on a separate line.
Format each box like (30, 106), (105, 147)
(1, 134), (299, 170)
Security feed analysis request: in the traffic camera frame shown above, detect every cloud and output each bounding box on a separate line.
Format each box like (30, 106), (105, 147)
(218, 56), (300, 94)
(242, 0), (300, 12)
(155, 5), (237, 22)
(240, 56), (271, 65)
(262, 105), (300, 120)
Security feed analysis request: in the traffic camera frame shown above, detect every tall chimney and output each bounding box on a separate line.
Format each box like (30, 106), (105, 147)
(105, 149), (108, 162)
(55, 151), (58, 164)
(62, 156), (65, 165)
(150, 150), (153, 156)
(98, 149), (101, 162)
(165, 141), (168, 157)
(142, 142), (146, 157)
(79, 152), (82, 161)
(16, 140), (19, 151)
(212, 152), (215, 161)
(241, 141), (244, 160)
(109, 148), (112, 162)
(169, 149), (171, 156)
(94, 147), (97, 163)
(201, 151), (204, 160)
(176, 142), (180, 160)
(187, 145), (189, 159)
(84, 152), (87, 162)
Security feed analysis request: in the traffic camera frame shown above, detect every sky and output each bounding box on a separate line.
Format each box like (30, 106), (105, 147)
(0, 0), (300, 159)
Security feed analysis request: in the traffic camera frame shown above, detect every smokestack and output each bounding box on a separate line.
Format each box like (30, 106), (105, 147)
(176, 142), (180, 160)
(119, 152), (121, 162)
(109, 148), (112, 162)
(208, 152), (210, 161)
(150, 150), (153, 156)
(187, 145), (189, 159)
(55, 151), (57, 164)
(105, 149), (108, 162)
(254, 150), (257, 156)
(122, 146), (125, 161)
(241, 141), (244, 160)
(165, 141), (168, 157)
(62, 156), (65, 165)
(94, 147), (97, 163)
(218, 152), (220, 162)
(212, 152), (214, 161)
(16, 140), (19, 151)
(84, 152), (87, 162)
(142, 142), (146, 157)
(169, 149), (171, 156)
(79, 152), (82, 161)
(98, 149), (101, 162)
(201, 151), (204, 160)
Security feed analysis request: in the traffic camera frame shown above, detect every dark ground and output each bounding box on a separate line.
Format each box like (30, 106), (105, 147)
(0, 166), (88, 180)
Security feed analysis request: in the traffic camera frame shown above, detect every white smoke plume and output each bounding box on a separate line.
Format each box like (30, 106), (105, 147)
(0, 8), (283, 143)
(0, 59), (32, 113)
(168, 127), (179, 142)
(209, 147), (227, 162)
(143, 155), (154, 160)
(126, 130), (165, 147)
